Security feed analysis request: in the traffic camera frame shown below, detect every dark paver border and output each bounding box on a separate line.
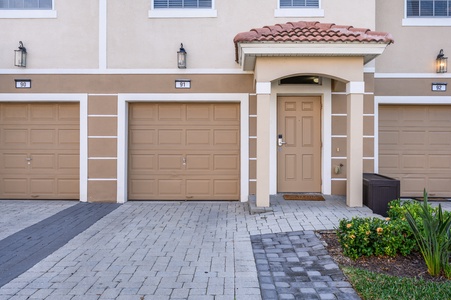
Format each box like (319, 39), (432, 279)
(0, 202), (120, 287)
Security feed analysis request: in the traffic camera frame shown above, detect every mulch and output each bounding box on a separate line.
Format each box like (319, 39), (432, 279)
(318, 231), (450, 283)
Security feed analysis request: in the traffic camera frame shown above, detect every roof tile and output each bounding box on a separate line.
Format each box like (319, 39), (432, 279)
(234, 21), (394, 45)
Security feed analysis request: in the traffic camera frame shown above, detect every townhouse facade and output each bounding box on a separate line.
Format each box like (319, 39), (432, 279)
(0, 0), (449, 206)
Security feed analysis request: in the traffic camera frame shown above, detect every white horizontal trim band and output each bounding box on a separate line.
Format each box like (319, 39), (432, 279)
(376, 96), (451, 104)
(0, 68), (251, 75)
(88, 157), (117, 160)
(0, 10), (57, 18)
(274, 8), (324, 18)
(402, 18), (451, 27)
(88, 115), (118, 117)
(88, 136), (118, 139)
(148, 9), (217, 18)
(88, 178), (117, 181)
(375, 73), (451, 79)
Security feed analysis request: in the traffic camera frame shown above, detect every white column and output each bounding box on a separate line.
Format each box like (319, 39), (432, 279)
(346, 82), (365, 207)
(256, 82), (271, 207)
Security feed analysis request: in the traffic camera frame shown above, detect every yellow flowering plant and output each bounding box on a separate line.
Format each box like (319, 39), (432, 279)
(337, 212), (417, 260)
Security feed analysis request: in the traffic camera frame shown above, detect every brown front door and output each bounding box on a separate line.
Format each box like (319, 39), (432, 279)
(277, 96), (321, 192)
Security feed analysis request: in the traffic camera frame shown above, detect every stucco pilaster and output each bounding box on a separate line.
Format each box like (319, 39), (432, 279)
(256, 82), (271, 207)
(346, 81), (365, 207)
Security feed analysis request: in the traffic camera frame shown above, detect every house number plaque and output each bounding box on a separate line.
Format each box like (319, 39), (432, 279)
(15, 79), (31, 89)
(432, 83), (447, 92)
(175, 79), (191, 89)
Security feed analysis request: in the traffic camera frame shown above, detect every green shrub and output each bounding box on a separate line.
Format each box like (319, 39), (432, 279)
(337, 194), (451, 262)
(337, 216), (416, 260)
(405, 189), (451, 277)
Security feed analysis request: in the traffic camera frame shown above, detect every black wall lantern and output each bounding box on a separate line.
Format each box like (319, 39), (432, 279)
(14, 41), (27, 67)
(177, 43), (187, 69)
(436, 49), (448, 73)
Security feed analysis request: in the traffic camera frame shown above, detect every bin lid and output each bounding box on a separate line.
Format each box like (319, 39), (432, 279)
(363, 173), (397, 181)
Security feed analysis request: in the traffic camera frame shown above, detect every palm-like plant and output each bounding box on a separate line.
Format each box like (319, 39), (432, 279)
(405, 189), (451, 277)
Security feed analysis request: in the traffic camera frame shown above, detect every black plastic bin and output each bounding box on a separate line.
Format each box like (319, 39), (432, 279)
(363, 173), (400, 217)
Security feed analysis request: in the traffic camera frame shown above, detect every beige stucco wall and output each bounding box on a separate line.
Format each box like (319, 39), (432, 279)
(375, 0), (451, 73)
(254, 56), (365, 83)
(107, 0), (376, 69)
(0, 0), (377, 70)
(0, 1), (99, 69)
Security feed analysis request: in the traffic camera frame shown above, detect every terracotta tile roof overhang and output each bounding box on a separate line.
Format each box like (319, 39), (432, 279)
(234, 21), (394, 71)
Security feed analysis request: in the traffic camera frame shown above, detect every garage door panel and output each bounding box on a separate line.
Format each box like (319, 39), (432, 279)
(2, 153), (28, 170)
(401, 177), (427, 196)
(129, 102), (240, 200)
(429, 131), (451, 146)
(186, 104), (210, 121)
(58, 129), (80, 145)
(57, 154), (79, 171)
(429, 106), (451, 125)
(0, 103), (80, 200)
(378, 154), (400, 169)
(129, 179), (156, 198)
(158, 155), (184, 170)
(31, 154), (55, 170)
(186, 129), (210, 146)
(57, 179), (79, 195)
(214, 179), (239, 197)
(158, 179), (184, 196)
(214, 155), (239, 171)
(158, 130), (183, 146)
(401, 131), (426, 146)
(213, 104), (239, 121)
(159, 104), (183, 121)
(58, 104), (79, 121)
(30, 179), (54, 194)
(30, 129), (56, 145)
(30, 104), (56, 121)
(129, 103), (157, 122)
(130, 154), (155, 170)
(429, 177), (451, 194)
(402, 155), (426, 169)
(186, 180), (210, 195)
(130, 129), (156, 147)
(2, 178), (28, 195)
(379, 105), (451, 197)
(1, 104), (28, 122)
(429, 155), (451, 169)
(186, 155), (210, 170)
(3, 129), (28, 145)
(213, 130), (239, 146)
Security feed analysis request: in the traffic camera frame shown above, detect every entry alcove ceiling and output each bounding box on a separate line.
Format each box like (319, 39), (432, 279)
(233, 21), (394, 71)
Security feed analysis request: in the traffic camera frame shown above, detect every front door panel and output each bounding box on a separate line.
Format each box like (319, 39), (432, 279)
(277, 96), (321, 192)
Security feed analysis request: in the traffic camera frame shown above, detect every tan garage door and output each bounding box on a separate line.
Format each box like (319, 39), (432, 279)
(128, 102), (240, 200)
(0, 103), (80, 199)
(379, 105), (451, 197)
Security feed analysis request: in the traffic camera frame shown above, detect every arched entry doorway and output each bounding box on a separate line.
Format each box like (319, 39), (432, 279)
(234, 21), (394, 208)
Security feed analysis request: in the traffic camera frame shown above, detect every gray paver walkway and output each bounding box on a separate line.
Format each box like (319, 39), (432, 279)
(251, 231), (360, 300)
(0, 203), (120, 288)
(0, 195), (438, 299)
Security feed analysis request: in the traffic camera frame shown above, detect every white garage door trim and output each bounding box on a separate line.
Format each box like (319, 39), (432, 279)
(117, 93), (249, 203)
(375, 96), (451, 173)
(0, 93), (88, 202)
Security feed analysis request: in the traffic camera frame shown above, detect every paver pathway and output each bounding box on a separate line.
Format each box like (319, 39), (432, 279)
(0, 203), (120, 288)
(251, 231), (360, 300)
(0, 196), (386, 299)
